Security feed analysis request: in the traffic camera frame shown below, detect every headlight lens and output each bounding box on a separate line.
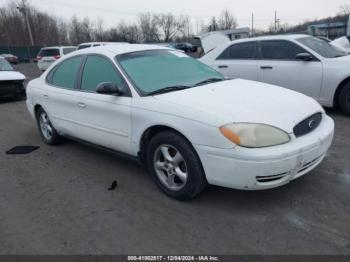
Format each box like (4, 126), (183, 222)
(219, 123), (290, 148)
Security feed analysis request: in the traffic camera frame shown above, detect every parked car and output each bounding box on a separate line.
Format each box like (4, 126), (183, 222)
(77, 42), (128, 50)
(26, 45), (334, 200)
(200, 34), (350, 114)
(0, 54), (19, 64)
(317, 36), (331, 43)
(330, 36), (350, 54)
(175, 43), (195, 53)
(37, 46), (77, 71)
(0, 57), (26, 99)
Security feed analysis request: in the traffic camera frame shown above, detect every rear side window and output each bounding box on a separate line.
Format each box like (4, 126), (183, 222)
(260, 40), (306, 60)
(62, 47), (76, 55)
(39, 48), (60, 57)
(81, 55), (126, 93)
(93, 44), (101, 47)
(217, 42), (257, 60)
(78, 45), (91, 50)
(50, 56), (83, 89)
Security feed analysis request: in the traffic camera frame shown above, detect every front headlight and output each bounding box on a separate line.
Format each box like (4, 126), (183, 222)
(219, 123), (290, 148)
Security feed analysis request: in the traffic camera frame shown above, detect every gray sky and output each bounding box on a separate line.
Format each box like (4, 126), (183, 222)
(1, 0), (349, 32)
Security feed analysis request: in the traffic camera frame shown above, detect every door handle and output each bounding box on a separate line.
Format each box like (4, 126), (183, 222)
(260, 66), (273, 70)
(43, 95), (49, 99)
(77, 102), (86, 108)
(218, 65), (228, 69)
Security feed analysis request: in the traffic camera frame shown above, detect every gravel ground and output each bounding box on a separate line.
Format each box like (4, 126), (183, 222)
(0, 63), (349, 255)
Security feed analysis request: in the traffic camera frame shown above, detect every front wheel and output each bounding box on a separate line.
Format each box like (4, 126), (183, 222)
(146, 131), (207, 201)
(338, 82), (350, 115)
(36, 107), (62, 145)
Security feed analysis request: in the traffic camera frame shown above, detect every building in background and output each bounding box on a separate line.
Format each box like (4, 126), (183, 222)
(308, 22), (347, 40)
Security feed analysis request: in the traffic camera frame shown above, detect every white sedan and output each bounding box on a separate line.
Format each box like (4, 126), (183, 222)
(26, 45), (334, 200)
(200, 34), (350, 114)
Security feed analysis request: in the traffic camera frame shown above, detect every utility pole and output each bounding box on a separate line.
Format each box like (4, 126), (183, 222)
(251, 13), (254, 37)
(274, 11), (280, 34)
(17, 0), (34, 46)
(274, 11), (277, 33)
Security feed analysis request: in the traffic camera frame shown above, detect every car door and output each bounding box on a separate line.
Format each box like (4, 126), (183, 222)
(257, 40), (323, 99)
(43, 55), (84, 136)
(211, 41), (259, 81)
(74, 54), (132, 154)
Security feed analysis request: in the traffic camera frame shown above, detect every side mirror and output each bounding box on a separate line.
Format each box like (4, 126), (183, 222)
(96, 82), (122, 95)
(296, 53), (313, 61)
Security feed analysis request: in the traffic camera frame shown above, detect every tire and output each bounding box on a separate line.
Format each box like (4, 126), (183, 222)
(146, 131), (207, 201)
(36, 107), (63, 145)
(338, 82), (350, 114)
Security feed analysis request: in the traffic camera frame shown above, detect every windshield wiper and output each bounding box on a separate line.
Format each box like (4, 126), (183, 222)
(193, 78), (225, 87)
(147, 85), (192, 96)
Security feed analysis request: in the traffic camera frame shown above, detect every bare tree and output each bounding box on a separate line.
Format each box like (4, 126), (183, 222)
(208, 16), (219, 32)
(138, 12), (160, 42)
(68, 16), (93, 45)
(157, 13), (186, 42)
(93, 18), (105, 41)
(338, 5), (350, 16)
(218, 9), (237, 30)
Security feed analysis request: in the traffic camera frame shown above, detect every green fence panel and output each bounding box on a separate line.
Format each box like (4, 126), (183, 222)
(0, 46), (42, 61)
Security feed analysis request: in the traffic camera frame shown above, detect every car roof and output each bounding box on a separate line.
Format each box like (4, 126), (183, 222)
(78, 42), (127, 46)
(41, 46), (76, 50)
(231, 34), (309, 44)
(71, 44), (171, 56)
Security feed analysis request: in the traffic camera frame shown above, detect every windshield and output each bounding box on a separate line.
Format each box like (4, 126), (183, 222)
(0, 58), (14, 71)
(297, 36), (347, 58)
(78, 44), (91, 50)
(117, 50), (224, 95)
(39, 48), (60, 57)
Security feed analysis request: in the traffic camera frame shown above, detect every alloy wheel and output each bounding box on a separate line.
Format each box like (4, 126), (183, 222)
(153, 144), (188, 191)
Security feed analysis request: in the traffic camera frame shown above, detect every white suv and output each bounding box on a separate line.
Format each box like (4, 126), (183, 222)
(77, 42), (128, 50)
(37, 46), (77, 71)
(200, 35), (350, 114)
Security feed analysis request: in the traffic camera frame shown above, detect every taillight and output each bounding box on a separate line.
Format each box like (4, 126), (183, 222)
(37, 56), (42, 60)
(54, 55), (61, 59)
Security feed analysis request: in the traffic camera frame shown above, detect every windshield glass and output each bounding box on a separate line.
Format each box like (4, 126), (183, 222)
(117, 50), (224, 95)
(39, 48), (60, 57)
(0, 58), (14, 71)
(297, 36), (347, 58)
(78, 44), (91, 50)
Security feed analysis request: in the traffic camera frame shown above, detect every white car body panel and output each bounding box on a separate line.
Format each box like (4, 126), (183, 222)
(200, 34), (350, 108)
(330, 36), (350, 54)
(0, 71), (25, 81)
(26, 44), (334, 191)
(195, 33), (230, 54)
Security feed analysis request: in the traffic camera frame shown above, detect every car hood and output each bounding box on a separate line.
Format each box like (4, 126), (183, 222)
(0, 71), (25, 81)
(153, 79), (323, 133)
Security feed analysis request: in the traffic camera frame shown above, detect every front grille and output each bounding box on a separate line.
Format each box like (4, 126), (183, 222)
(256, 172), (289, 183)
(0, 80), (25, 96)
(293, 113), (322, 138)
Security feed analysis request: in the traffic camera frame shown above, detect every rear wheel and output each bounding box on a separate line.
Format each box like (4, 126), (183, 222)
(146, 131), (207, 201)
(36, 107), (62, 145)
(338, 82), (350, 114)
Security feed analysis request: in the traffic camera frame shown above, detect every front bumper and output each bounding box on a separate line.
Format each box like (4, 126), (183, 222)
(0, 81), (26, 99)
(194, 115), (334, 190)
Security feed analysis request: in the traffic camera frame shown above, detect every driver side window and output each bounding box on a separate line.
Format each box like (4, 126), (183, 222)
(80, 55), (127, 94)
